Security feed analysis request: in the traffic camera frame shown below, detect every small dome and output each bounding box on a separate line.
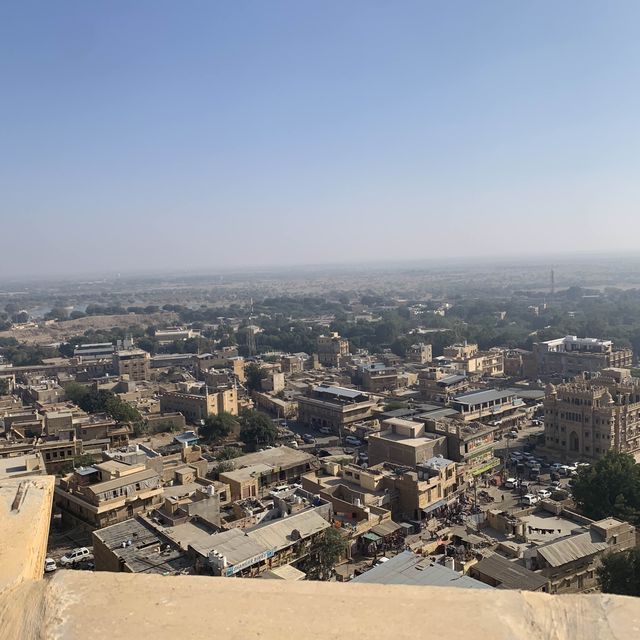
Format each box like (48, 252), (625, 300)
(601, 390), (614, 405)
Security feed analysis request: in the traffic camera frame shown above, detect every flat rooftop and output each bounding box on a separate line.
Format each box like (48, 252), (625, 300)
(352, 551), (491, 589)
(521, 512), (582, 544)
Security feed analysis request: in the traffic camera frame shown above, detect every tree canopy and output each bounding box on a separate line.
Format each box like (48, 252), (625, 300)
(572, 451), (640, 525)
(239, 410), (278, 451)
(245, 363), (267, 392)
(200, 412), (239, 443)
(64, 382), (142, 425)
(300, 527), (347, 581)
(597, 547), (640, 596)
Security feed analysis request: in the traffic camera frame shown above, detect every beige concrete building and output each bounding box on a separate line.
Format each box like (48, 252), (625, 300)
(297, 385), (375, 435)
(405, 342), (433, 364)
(543, 369), (640, 460)
(533, 335), (633, 377)
(361, 363), (398, 393)
(418, 368), (469, 403)
(55, 460), (163, 529)
(317, 332), (349, 368)
(368, 418), (447, 468)
(113, 349), (151, 382)
(219, 446), (318, 500)
(443, 343), (504, 377)
(424, 417), (500, 478)
(526, 517), (636, 594)
(159, 387), (238, 423)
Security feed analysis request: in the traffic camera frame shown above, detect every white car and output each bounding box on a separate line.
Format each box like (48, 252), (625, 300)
(374, 557), (389, 566)
(504, 478), (517, 489)
(537, 489), (552, 499)
(44, 558), (57, 573)
(60, 547), (92, 567)
(522, 494), (540, 506)
(550, 463), (563, 472)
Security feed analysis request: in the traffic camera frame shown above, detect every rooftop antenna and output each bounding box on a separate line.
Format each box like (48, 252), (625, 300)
(247, 297), (256, 357)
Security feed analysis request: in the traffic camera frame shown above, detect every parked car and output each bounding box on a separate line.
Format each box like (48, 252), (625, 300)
(289, 440), (299, 449)
(504, 478), (517, 489)
(302, 434), (316, 444)
(374, 557), (389, 566)
(358, 452), (369, 463)
(537, 489), (552, 499)
(510, 451), (523, 460)
(507, 431), (518, 439)
(318, 426), (332, 435)
(345, 435), (362, 447)
(522, 494), (540, 506)
(44, 558), (57, 573)
(60, 547), (92, 567)
(518, 480), (532, 491)
(550, 479), (562, 488)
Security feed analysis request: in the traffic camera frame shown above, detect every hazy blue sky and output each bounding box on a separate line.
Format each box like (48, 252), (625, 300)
(2, 1), (640, 277)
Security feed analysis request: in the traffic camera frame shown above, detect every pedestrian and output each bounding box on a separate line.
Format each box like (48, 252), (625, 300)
(501, 494), (505, 502)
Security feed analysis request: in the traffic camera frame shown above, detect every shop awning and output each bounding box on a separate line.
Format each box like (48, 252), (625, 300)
(362, 532), (382, 543)
(371, 520), (402, 538)
(422, 499), (445, 516)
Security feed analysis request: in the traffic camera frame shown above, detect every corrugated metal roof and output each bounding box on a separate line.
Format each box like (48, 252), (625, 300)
(453, 389), (517, 406)
(537, 532), (608, 568)
(471, 554), (548, 591)
(371, 520), (402, 537)
(247, 510), (330, 552)
(352, 551), (491, 589)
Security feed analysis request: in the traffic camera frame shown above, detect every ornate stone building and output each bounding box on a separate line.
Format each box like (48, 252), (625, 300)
(543, 369), (640, 460)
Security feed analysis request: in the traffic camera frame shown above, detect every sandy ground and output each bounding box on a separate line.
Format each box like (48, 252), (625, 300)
(0, 312), (178, 344)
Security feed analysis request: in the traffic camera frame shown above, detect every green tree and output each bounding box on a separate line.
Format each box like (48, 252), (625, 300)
(104, 395), (142, 424)
(597, 548), (640, 596)
(572, 451), (640, 524)
(64, 382), (90, 406)
(245, 363), (267, 392)
(239, 410), (278, 451)
(201, 412), (239, 443)
(300, 527), (347, 581)
(216, 446), (243, 461)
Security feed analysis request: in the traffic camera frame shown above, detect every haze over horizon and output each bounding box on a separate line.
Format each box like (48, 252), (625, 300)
(2, 1), (640, 278)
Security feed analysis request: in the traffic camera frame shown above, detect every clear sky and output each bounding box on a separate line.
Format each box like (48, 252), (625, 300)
(2, 1), (640, 277)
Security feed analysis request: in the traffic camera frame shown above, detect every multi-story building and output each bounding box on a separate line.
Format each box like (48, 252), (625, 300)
(154, 327), (200, 345)
(533, 335), (633, 377)
(405, 343), (433, 364)
(113, 349), (151, 382)
(543, 369), (640, 460)
(418, 368), (469, 403)
(317, 333), (349, 368)
(450, 389), (526, 434)
(297, 385), (375, 435)
(368, 418), (447, 468)
(280, 354), (305, 374)
(423, 417), (501, 479)
(159, 387), (238, 423)
(73, 342), (115, 361)
(361, 363), (398, 393)
(526, 518), (636, 594)
(219, 446), (317, 500)
(55, 460), (163, 529)
(442, 343), (504, 377)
